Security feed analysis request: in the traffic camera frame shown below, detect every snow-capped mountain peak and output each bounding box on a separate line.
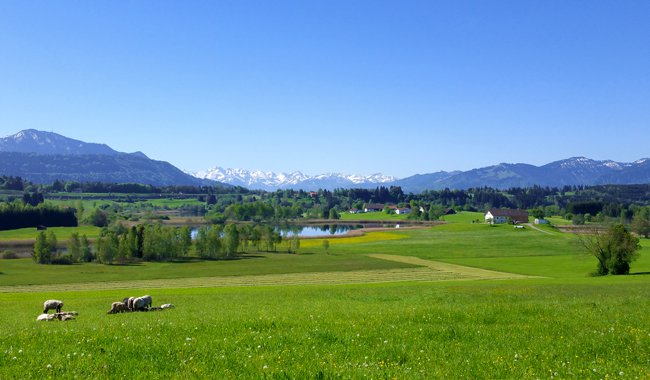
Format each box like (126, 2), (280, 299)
(192, 167), (396, 190)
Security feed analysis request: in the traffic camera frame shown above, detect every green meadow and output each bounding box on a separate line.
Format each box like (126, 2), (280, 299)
(1, 212), (648, 379)
(0, 226), (102, 242)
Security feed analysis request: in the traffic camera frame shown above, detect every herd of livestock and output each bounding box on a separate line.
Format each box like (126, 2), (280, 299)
(36, 296), (175, 321)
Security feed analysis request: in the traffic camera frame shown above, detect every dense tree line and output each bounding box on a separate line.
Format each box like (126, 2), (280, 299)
(0, 176), (29, 191)
(46, 180), (236, 195)
(0, 202), (77, 230)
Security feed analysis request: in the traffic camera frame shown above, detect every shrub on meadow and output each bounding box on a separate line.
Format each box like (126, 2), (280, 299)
(1, 250), (19, 259)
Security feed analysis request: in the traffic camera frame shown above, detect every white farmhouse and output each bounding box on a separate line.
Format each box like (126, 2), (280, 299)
(485, 208), (529, 224)
(364, 203), (384, 213)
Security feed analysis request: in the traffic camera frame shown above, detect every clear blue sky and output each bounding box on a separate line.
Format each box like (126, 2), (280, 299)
(1, 1), (648, 178)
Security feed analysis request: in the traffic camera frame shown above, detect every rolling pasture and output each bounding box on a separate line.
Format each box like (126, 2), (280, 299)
(1, 214), (648, 378)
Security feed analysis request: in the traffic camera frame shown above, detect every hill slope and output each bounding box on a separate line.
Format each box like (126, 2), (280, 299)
(0, 130), (216, 187)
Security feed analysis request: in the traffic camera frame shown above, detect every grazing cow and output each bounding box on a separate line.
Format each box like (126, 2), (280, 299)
(43, 300), (63, 314)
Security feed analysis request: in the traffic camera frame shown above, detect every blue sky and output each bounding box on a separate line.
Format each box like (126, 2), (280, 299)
(1, 1), (648, 178)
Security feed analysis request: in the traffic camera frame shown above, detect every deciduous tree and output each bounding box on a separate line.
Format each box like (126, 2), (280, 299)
(67, 232), (81, 262)
(223, 224), (239, 257)
(33, 231), (51, 264)
(581, 224), (641, 275)
(631, 213), (650, 238)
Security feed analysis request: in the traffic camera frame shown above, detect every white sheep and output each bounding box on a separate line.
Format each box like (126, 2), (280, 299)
(132, 295), (152, 311)
(107, 301), (128, 314)
(56, 313), (75, 321)
(127, 297), (135, 311)
(43, 300), (63, 314)
(37, 311), (77, 321)
(36, 313), (56, 321)
(160, 303), (175, 309)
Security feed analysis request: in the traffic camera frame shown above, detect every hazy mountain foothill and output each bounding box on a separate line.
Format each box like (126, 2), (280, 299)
(1, 130), (649, 191)
(0, 130), (217, 187)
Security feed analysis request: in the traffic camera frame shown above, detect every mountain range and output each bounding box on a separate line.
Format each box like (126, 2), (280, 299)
(391, 157), (650, 192)
(192, 157), (650, 192)
(1, 129), (649, 191)
(192, 167), (396, 191)
(0, 130), (215, 187)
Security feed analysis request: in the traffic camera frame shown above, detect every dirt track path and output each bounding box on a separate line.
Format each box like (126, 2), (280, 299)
(524, 223), (556, 235)
(0, 255), (538, 293)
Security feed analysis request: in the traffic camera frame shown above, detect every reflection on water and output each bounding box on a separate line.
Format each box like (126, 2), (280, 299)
(191, 224), (399, 239)
(280, 224), (360, 237)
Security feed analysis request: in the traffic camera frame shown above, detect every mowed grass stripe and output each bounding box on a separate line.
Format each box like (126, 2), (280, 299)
(368, 253), (540, 279)
(0, 255), (537, 293)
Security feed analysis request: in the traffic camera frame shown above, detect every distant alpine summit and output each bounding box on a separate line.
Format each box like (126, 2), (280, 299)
(193, 167), (396, 191)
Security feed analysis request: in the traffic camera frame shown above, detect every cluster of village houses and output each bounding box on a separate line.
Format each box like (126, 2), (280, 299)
(348, 203), (423, 215)
(351, 204), (547, 225)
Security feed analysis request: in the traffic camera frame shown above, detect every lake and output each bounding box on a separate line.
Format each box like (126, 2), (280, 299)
(191, 223), (400, 239)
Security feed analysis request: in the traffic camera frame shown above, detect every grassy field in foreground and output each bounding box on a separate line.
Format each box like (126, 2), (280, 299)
(0, 213), (648, 378)
(0, 281), (648, 379)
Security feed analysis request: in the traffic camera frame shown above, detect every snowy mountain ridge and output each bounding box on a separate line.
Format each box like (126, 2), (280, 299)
(193, 167), (397, 190)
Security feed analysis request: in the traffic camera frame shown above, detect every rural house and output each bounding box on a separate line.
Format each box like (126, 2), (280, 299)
(364, 203), (384, 213)
(485, 208), (529, 224)
(395, 207), (411, 215)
